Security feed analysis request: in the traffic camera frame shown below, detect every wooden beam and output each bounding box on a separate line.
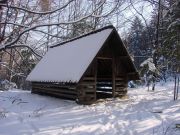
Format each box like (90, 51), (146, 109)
(94, 58), (97, 101)
(32, 86), (77, 95)
(117, 56), (129, 59)
(112, 57), (115, 97)
(97, 57), (112, 60)
(83, 77), (95, 81)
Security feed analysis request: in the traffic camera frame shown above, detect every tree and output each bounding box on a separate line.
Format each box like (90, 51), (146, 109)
(127, 17), (152, 68)
(0, 0), (123, 88)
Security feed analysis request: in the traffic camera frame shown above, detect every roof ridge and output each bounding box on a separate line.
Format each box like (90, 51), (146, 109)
(50, 25), (115, 48)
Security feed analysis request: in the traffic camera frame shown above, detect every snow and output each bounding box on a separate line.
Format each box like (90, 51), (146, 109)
(27, 28), (113, 82)
(0, 81), (180, 135)
(140, 58), (157, 72)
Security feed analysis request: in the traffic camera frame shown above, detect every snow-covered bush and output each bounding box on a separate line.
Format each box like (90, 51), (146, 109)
(140, 58), (160, 90)
(0, 79), (17, 91)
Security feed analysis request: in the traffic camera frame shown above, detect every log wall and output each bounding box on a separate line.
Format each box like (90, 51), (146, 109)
(114, 76), (128, 97)
(77, 76), (96, 104)
(32, 82), (77, 100)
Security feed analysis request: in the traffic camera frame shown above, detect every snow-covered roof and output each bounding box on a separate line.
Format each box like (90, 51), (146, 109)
(27, 27), (113, 83)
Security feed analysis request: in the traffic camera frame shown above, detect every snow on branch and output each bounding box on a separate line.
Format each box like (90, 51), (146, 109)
(140, 58), (156, 72)
(4, 44), (43, 58)
(0, 63), (26, 78)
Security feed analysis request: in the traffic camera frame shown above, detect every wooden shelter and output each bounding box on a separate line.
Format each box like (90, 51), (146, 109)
(27, 25), (139, 105)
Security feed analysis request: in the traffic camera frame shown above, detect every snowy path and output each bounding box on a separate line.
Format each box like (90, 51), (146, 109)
(0, 82), (179, 135)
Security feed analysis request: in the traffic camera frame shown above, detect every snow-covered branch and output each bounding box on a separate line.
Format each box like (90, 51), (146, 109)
(2, 44), (42, 58)
(0, 0), (107, 50)
(0, 0), (74, 15)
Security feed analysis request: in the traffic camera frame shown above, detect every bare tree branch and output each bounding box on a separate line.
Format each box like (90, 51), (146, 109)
(0, 0), (74, 15)
(2, 44), (42, 58)
(0, 0), (107, 49)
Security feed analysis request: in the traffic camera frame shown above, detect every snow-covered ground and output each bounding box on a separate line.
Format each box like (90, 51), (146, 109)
(0, 82), (179, 135)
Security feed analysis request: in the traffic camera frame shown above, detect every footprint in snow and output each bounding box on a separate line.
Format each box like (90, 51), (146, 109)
(17, 116), (24, 123)
(29, 122), (39, 132)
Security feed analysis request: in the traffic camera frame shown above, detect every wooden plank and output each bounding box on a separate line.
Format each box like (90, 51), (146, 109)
(93, 58), (97, 101)
(115, 82), (125, 85)
(97, 78), (112, 81)
(79, 82), (96, 86)
(115, 78), (124, 81)
(115, 90), (127, 93)
(115, 85), (125, 88)
(33, 83), (76, 89)
(85, 92), (96, 95)
(84, 94), (96, 98)
(97, 57), (112, 60)
(115, 87), (126, 90)
(33, 88), (77, 97)
(78, 85), (95, 89)
(35, 88), (77, 97)
(84, 89), (96, 92)
(32, 82), (73, 86)
(115, 91), (127, 95)
(83, 77), (95, 81)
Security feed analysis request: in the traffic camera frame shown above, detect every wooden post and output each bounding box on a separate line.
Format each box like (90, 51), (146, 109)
(174, 75), (177, 100)
(94, 59), (97, 101)
(112, 57), (115, 97)
(176, 77), (179, 100)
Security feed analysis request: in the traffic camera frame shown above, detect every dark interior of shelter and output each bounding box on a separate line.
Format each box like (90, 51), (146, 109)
(96, 59), (113, 99)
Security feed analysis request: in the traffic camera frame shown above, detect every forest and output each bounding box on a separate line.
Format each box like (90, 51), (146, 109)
(0, 0), (179, 90)
(0, 1), (180, 135)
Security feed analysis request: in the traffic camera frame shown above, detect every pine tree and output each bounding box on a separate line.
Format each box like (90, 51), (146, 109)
(161, 0), (180, 73)
(127, 17), (152, 69)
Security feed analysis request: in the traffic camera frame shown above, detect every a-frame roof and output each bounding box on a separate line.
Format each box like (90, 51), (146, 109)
(27, 26), (113, 82)
(27, 25), (139, 83)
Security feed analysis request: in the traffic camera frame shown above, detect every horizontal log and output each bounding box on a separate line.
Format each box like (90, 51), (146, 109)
(85, 92), (96, 95)
(78, 85), (95, 89)
(32, 89), (77, 99)
(97, 78), (112, 81)
(117, 89), (127, 92)
(115, 82), (126, 85)
(32, 83), (76, 89)
(83, 77), (95, 81)
(115, 89), (127, 92)
(32, 86), (77, 95)
(115, 91), (127, 94)
(78, 94), (96, 101)
(97, 57), (112, 59)
(97, 81), (112, 84)
(84, 89), (96, 92)
(115, 86), (126, 89)
(115, 85), (126, 88)
(84, 94), (96, 98)
(115, 77), (124, 81)
(79, 81), (95, 85)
